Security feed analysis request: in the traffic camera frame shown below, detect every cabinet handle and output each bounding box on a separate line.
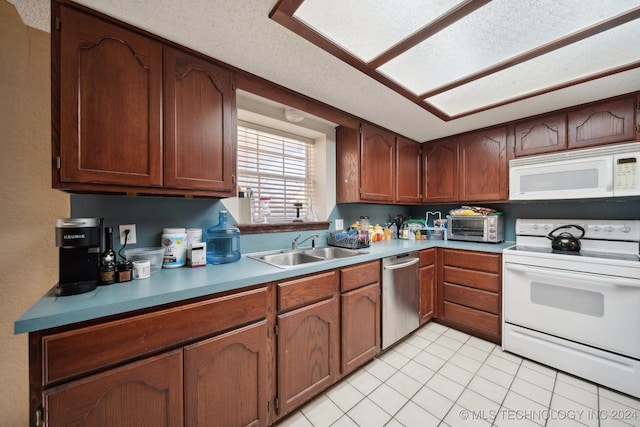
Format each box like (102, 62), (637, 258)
(35, 407), (43, 426)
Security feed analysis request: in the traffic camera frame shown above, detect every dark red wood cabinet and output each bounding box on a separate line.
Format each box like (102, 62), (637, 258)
(340, 261), (381, 375)
(163, 47), (236, 192)
(53, 2), (236, 197)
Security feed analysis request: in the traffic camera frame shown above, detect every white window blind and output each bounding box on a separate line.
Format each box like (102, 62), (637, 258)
(237, 121), (314, 222)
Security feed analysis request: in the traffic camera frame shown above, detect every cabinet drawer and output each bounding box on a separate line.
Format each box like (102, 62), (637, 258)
(419, 248), (436, 267)
(443, 301), (500, 337)
(42, 287), (267, 385)
(443, 266), (499, 292)
(444, 283), (499, 314)
(340, 261), (380, 292)
(278, 271), (338, 312)
(443, 249), (501, 273)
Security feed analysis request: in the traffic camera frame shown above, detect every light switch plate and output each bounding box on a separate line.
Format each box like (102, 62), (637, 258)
(335, 219), (344, 230)
(119, 224), (137, 245)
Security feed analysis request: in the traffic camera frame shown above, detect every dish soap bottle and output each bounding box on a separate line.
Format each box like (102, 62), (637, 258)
(206, 210), (241, 264)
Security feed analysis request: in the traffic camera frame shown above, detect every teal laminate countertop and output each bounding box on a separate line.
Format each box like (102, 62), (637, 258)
(15, 239), (514, 334)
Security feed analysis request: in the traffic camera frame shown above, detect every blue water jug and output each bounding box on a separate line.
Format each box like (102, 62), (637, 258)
(206, 211), (241, 264)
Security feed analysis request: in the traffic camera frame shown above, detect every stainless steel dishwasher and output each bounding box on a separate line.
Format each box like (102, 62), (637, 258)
(381, 251), (420, 349)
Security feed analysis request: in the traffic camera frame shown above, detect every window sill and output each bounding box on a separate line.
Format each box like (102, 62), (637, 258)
(237, 221), (331, 235)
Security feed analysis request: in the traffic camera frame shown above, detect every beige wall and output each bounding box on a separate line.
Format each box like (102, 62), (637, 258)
(0, 1), (69, 425)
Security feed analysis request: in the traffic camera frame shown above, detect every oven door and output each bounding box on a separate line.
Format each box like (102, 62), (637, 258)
(503, 261), (640, 358)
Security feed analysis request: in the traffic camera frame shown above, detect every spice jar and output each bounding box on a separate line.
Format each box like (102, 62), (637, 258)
(115, 260), (132, 283)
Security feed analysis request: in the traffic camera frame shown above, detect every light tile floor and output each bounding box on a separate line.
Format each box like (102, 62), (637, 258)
(277, 323), (640, 427)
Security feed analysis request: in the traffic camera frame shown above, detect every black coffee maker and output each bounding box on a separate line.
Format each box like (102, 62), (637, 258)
(55, 218), (102, 296)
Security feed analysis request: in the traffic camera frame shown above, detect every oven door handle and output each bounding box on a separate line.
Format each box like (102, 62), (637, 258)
(505, 263), (640, 288)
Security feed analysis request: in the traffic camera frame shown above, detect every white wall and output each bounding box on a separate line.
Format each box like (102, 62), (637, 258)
(0, 2), (69, 425)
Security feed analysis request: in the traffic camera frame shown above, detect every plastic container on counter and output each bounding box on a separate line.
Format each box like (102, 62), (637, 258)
(162, 228), (187, 268)
(206, 211), (241, 264)
(124, 247), (164, 274)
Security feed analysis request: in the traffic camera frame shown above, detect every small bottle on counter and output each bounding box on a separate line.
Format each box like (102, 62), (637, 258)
(115, 260), (132, 283)
(99, 227), (116, 285)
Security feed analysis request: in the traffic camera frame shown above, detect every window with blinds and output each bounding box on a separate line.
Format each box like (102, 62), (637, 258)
(237, 122), (314, 222)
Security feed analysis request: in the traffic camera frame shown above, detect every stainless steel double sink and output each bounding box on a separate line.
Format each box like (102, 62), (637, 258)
(248, 246), (366, 268)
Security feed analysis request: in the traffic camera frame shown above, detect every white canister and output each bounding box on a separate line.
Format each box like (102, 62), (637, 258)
(186, 228), (202, 264)
(132, 260), (151, 279)
(162, 228), (187, 268)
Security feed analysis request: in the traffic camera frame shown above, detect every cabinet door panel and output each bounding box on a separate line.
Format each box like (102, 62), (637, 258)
(277, 297), (339, 415)
(184, 321), (268, 427)
(444, 283), (499, 314)
(360, 123), (395, 201)
(423, 139), (458, 202)
(164, 47), (236, 192)
(44, 350), (183, 427)
(277, 271), (338, 312)
(420, 264), (435, 324)
(515, 113), (567, 156)
(444, 266), (500, 292)
(568, 97), (636, 149)
(340, 261), (380, 293)
(443, 302), (500, 338)
(59, 6), (162, 186)
(341, 283), (381, 374)
(396, 137), (422, 203)
(459, 127), (507, 201)
(43, 287), (267, 385)
(443, 249), (501, 273)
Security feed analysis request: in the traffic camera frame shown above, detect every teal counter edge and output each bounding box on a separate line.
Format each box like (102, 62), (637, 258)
(15, 239), (514, 334)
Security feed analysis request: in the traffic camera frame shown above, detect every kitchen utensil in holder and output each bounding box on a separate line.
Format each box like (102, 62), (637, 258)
(425, 211), (447, 241)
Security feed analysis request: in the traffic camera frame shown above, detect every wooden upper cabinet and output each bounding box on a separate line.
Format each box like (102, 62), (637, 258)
(459, 127), (507, 202)
(396, 136), (422, 203)
(163, 47), (236, 192)
(58, 6), (163, 187)
(568, 97), (637, 149)
(336, 124), (420, 204)
(360, 123), (395, 202)
(514, 113), (567, 157)
(422, 138), (458, 202)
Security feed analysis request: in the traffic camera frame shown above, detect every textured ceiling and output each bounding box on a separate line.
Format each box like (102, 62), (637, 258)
(13, 0), (640, 142)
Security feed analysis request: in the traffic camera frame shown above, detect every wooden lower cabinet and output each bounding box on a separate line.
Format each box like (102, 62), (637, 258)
(33, 287), (270, 427)
(340, 261), (381, 375)
(438, 249), (502, 344)
(184, 321), (268, 427)
(276, 296), (340, 416)
(419, 249), (436, 324)
(44, 349), (184, 427)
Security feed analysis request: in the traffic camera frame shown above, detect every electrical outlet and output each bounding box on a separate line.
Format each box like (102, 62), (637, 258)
(335, 219), (344, 230)
(119, 224), (137, 245)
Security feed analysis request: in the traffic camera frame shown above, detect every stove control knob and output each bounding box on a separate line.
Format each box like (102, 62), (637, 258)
(621, 225), (631, 233)
(592, 225), (600, 232)
(605, 226), (613, 232)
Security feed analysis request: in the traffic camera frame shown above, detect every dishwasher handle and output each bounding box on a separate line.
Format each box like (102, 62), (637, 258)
(383, 257), (419, 270)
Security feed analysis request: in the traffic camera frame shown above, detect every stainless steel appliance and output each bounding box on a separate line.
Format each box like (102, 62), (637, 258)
(55, 218), (102, 296)
(447, 215), (504, 243)
(509, 142), (640, 201)
(382, 251), (420, 349)
(503, 219), (640, 398)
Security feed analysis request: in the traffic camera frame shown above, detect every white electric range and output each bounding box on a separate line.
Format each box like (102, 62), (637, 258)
(502, 218), (640, 398)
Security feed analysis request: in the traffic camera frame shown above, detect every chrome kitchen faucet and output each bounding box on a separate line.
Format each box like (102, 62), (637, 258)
(291, 233), (319, 250)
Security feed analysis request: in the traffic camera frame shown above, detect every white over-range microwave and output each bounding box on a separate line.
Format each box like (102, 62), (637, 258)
(509, 142), (640, 201)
